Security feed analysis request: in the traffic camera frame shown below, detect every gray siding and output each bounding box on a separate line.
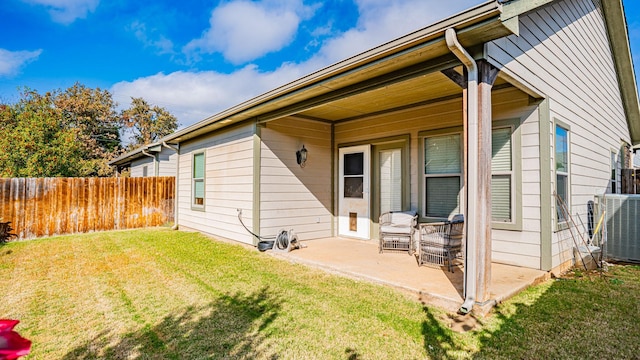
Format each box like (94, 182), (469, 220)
(177, 123), (255, 244)
(130, 157), (153, 177)
(487, 0), (631, 269)
(130, 148), (177, 177)
(260, 118), (333, 240)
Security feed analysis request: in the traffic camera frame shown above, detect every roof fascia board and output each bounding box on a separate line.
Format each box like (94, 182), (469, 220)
(601, 0), (640, 145)
(164, 1), (506, 143)
(500, 0), (555, 20)
(499, 0), (556, 35)
(109, 142), (161, 166)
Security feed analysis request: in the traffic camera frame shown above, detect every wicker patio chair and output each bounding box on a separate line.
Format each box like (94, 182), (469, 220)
(418, 214), (464, 272)
(379, 211), (418, 255)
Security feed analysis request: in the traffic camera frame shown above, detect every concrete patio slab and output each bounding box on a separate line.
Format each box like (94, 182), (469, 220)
(270, 237), (549, 313)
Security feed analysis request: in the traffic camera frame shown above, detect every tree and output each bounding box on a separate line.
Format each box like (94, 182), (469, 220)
(54, 83), (122, 176)
(0, 85), (179, 177)
(0, 85), (123, 177)
(121, 97), (178, 147)
(0, 89), (83, 177)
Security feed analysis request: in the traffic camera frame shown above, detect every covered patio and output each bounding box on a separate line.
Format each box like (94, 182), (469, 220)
(271, 237), (549, 313)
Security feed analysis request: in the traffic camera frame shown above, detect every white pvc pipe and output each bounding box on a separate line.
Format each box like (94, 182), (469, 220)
(141, 148), (157, 176)
(445, 28), (478, 314)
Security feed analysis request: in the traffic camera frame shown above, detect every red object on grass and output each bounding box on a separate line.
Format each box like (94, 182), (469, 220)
(0, 320), (31, 360)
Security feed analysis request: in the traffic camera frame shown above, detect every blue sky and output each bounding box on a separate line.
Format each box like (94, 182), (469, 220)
(1, 0), (639, 129)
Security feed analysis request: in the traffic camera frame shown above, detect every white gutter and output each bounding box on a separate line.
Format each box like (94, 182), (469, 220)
(141, 149), (157, 176)
(162, 142), (180, 231)
(445, 28), (478, 314)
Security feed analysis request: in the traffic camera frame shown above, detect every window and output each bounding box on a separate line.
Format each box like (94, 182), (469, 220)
(379, 148), (402, 214)
(142, 165), (148, 177)
(610, 151), (617, 194)
(555, 125), (569, 222)
(422, 125), (517, 224)
(344, 152), (364, 198)
(192, 152), (205, 208)
(424, 133), (462, 218)
(492, 127), (513, 222)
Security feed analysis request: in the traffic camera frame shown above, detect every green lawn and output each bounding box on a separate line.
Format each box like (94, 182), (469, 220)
(1, 229), (638, 359)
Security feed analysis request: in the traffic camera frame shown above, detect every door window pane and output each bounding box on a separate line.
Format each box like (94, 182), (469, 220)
(344, 177), (363, 198)
(380, 149), (402, 213)
(344, 153), (364, 175)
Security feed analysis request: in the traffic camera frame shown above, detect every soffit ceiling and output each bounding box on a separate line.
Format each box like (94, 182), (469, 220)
(294, 68), (508, 122)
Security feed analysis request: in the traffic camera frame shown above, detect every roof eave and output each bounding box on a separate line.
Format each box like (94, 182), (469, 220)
(162, 0), (518, 144)
(601, 0), (640, 145)
(109, 142), (160, 166)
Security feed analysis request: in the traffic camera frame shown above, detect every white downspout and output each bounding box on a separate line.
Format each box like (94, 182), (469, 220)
(162, 141), (180, 231)
(445, 28), (478, 314)
(162, 141), (178, 152)
(141, 148), (157, 176)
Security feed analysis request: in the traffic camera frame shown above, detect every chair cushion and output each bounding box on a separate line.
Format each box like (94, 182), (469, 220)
(380, 225), (413, 235)
(388, 212), (416, 227)
(421, 234), (446, 246)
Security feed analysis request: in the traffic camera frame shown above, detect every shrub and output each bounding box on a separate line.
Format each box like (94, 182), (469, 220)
(0, 221), (17, 244)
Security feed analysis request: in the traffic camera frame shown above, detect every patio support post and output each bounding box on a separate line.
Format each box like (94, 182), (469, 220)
(475, 60), (499, 305)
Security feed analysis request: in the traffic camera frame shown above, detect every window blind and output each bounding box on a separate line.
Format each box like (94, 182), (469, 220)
(425, 134), (461, 174)
(426, 177), (460, 218)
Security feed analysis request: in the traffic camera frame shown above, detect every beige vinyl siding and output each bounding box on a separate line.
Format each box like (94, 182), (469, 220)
(487, 0), (630, 269)
(335, 87), (543, 268)
(260, 118), (332, 240)
(177, 123), (255, 244)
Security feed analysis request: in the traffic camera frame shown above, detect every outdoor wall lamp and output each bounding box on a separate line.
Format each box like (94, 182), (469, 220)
(296, 145), (308, 168)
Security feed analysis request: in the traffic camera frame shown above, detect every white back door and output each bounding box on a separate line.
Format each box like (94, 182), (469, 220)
(338, 145), (370, 239)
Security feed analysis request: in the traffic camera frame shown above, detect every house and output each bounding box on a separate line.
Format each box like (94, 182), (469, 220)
(110, 0), (640, 312)
(111, 142), (178, 177)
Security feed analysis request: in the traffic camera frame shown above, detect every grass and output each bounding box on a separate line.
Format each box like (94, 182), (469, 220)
(0, 228), (638, 359)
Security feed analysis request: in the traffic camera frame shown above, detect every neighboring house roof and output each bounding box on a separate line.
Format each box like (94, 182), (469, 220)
(110, 142), (165, 166)
(111, 0), (640, 169)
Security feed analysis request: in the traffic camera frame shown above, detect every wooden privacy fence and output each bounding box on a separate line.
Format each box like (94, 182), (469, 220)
(0, 177), (175, 240)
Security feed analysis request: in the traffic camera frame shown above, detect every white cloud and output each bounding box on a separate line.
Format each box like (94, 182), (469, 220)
(308, 0), (482, 66)
(110, 64), (305, 127)
(113, 0), (483, 129)
(184, 0), (313, 64)
(129, 21), (175, 55)
(0, 48), (43, 77)
(22, 0), (99, 24)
